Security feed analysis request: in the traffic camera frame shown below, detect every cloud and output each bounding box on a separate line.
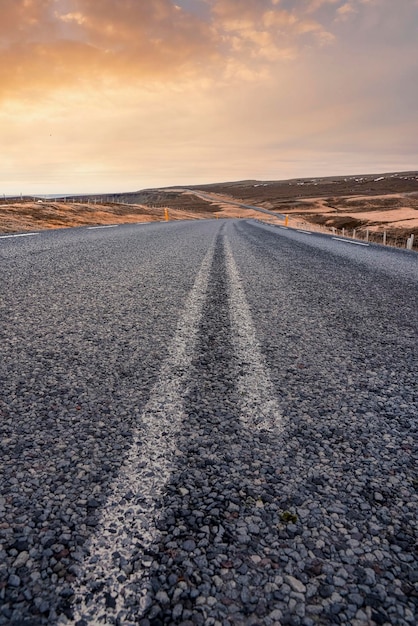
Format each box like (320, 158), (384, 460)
(0, 0), (219, 100)
(0, 0), (53, 37)
(0, 0), (342, 102)
(1, 0), (415, 102)
(335, 2), (357, 20)
(305, 0), (340, 13)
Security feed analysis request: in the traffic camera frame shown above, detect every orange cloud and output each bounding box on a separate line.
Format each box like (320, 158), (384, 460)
(0, 0), (343, 102)
(0, 0), (219, 100)
(0, 0), (53, 37)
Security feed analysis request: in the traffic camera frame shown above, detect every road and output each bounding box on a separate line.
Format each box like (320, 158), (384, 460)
(1, 219), (417, 626)
(184, 190), (286, 220)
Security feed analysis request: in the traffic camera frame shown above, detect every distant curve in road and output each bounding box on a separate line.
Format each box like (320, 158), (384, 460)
(186, 189), (287, 220)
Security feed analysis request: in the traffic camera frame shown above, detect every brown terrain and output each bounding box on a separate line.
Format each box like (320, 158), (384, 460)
(1, 171), (417, 249)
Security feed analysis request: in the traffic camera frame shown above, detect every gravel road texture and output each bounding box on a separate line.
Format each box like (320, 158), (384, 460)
(0, 220), (417, 625)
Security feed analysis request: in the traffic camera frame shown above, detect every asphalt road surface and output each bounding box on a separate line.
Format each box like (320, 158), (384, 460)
(1, 219), (417, 626)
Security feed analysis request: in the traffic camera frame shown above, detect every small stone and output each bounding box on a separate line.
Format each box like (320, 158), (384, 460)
(172, 587), (183, 603)
(172, 603), (183, 619)
(87, 497), (100, 508)
(364, 568), (376, 585)
(285, 575), (306, 594)
(356, 609), (368, 621)
(8, 574), (20, 587)
(348, 593), (364, 607)
(13, 551), (29, 568)
(250, 555), (262, 564)
(269, 609), (283, 620)
(38, 600), (50, 614)
(319, 584), (333, 598)
(183, 539), (196, 552)
(155, 590), (170, 606)
(241, 587), (251, 603)
(213, 576), (223, 588)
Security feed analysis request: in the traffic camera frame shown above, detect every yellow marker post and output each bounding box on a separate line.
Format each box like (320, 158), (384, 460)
(165, 208), (169, 221)
(285, 214), (289, 227)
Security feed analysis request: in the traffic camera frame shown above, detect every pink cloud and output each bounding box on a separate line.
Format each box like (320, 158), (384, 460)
(0, 0), (344, 101)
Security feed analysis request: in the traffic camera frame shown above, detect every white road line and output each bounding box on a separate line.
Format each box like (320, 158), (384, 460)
(332, 237), (369, 247)
(297, 230), (312, 235)
(224, 237), (283, 433)
(87, 225), (119, 229)
(70, 241), (216, 624)
(279, 226), (288, 230)
(0, 232), (39, 239)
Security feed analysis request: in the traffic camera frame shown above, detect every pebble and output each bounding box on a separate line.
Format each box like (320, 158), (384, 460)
(285, 576), (307, 594)
(8, 574), (21, 588)
(12, 551), (30, 568)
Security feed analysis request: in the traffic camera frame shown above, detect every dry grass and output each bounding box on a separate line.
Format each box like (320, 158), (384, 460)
(1, 173), (417, 251)
(0, 197), (218, 234)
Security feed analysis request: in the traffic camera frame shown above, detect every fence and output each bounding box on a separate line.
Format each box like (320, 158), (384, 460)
(290, 220), (417, 252)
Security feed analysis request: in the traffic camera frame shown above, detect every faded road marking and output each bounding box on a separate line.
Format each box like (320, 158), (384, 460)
(87, 225), (119, 229)
(332, 237), (369, 247)
(224, 237), (283, 433)
(70, 239), (217, 624)
(0, 233), (39, 239)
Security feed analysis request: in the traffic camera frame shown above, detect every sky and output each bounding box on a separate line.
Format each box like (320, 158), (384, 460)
(0, 0), (417, 194)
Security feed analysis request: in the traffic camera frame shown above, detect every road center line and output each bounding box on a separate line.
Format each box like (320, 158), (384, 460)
(70, 239), (216, 624)
(224, 237), (283, 433)
(332, 237), (369, 247)
(0, 232), (39, 239)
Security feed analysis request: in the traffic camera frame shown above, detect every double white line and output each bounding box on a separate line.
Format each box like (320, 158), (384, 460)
(69, 234), (282, 623)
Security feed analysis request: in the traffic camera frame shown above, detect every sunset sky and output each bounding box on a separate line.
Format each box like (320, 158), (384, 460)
(1, 0), (417, 194)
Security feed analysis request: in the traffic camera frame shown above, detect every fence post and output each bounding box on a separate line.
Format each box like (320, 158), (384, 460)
(353, 229), (356, 239)
(365, 229), (369, 242)
(342, 228), (345, 237)
(407, 234), (414, 250)
(383, 231), (387, 246)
